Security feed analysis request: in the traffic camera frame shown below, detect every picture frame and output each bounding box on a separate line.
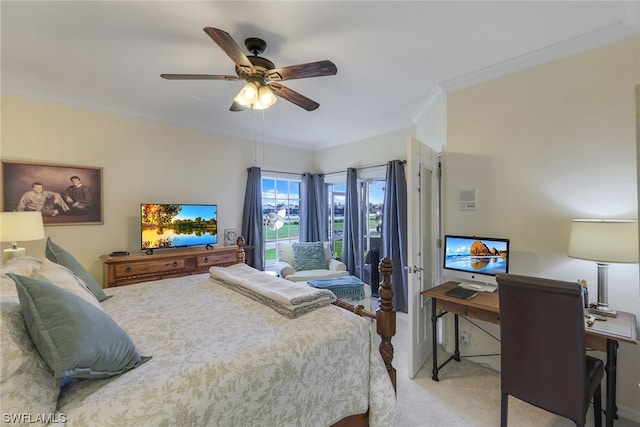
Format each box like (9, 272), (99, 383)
(224, 228), (237, 246)
(2, 161), (103, 225)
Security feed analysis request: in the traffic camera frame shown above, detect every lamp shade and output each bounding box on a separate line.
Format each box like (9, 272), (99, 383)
(0, 211), (46, 244)
(234, 82), (259, 107)
(568, 219), (639, 263)
(257, 85), (277, 108)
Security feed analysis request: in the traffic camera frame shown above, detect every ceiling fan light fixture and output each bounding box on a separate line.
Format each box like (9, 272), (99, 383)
(235, 81), (259, 106)
(235, 82), (277, 110)
(258, 85), (277, 108)
(253, 100), (268, 110)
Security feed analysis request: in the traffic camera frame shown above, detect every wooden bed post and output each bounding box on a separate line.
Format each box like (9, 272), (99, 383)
(377, 257), (397, 393)
(235, 236), (246, 264)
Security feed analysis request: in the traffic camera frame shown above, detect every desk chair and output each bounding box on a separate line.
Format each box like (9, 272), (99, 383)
(496, 273), (604, 427)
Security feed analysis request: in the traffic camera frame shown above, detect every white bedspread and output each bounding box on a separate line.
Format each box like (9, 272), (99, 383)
(209, 263), (336, 318)
(56, 273), (396, 427)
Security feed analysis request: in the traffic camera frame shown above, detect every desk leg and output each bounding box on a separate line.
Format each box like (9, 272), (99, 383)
(431, 298), (439, 381)
(604, 339), (619, 427)
(430, 299), (462, 382)
(453, 314), (460, 361)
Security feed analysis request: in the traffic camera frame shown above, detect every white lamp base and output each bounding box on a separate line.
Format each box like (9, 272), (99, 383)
(3, 247), (26, 263)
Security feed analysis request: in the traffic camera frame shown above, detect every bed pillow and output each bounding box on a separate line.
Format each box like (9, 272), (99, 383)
(0, 279), (60, 423)
(292, 242), (328, 271)
(8, 273), (150, 379)
(2, 256), (42, 278)
(34, 258), (102, 310)
(44, 237), (109, 302)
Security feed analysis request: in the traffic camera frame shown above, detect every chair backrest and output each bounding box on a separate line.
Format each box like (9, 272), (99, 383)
(277, 242), (296, 267)
(496, 273), (587, 423)
(277, 241), (332, 270)
(366, 247), (380, 284)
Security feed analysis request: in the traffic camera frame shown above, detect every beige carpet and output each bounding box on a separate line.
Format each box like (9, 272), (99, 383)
(388, 310), (639, 427)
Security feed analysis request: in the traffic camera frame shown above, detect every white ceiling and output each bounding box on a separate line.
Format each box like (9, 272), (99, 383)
(2, 1), (638, 151)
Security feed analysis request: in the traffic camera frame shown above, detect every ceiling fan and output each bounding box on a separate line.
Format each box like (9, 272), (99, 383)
(161, 27), (337, 111)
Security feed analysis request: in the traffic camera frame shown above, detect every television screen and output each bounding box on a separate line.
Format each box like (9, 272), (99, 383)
(141, 204), (217, 250)
(443, 235), (509, 284)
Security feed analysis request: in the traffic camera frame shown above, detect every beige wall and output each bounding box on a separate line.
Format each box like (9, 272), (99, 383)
(0, 95), (314, 281)
(314, 128), (413, 174)
(444, 37), (639, 416)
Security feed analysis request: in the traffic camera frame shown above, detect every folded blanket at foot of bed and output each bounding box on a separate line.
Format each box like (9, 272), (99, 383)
(209, 263), (336, 318)
(307, 276), (366, 301)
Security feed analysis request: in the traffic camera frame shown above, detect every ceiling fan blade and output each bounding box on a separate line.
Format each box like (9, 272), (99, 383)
(160, 74), (240, 81)
(203, 27), (255, 75)
(269, 83), (320, 111)
(264, 60), (337, 82)
(230, 101), (247, 112)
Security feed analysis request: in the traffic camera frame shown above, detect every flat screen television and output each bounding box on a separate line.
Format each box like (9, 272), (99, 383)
(141, 204), (217, 252)
(442, 234), (510, 286)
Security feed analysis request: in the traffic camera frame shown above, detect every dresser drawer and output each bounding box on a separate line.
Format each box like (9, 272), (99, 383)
(114, 258), (186, 277)
(197, 251), (236, 267)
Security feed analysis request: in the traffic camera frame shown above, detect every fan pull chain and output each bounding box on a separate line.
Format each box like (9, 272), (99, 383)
(252, 108), (266, 163)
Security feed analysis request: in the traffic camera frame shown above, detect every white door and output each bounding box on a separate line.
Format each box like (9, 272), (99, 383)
(406, 137), (438, 377)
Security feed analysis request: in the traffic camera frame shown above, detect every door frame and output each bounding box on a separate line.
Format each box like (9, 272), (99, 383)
(406, 137), (439, 377)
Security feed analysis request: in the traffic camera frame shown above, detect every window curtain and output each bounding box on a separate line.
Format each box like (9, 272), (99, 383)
(382, 160), (408, 312)
(241, 167), (264, 270)
(300, 173), (327, 242)
(342, 168), (362, 276)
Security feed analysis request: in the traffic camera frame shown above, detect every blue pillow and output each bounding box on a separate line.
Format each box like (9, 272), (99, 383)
(8, 274), (150, 378)
(292, 242), (328, 271)
(45, 237), (109, 302)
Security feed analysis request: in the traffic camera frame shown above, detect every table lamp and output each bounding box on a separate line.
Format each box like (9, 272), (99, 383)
(0, 211), (46, 262)
(568, 219), (639, 317)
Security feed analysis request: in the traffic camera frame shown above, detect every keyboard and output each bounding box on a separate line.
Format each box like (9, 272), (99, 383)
(458, 282), (498, 293)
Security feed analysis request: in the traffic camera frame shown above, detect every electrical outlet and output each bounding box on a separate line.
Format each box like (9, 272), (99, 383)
(460, 331), (470, 346)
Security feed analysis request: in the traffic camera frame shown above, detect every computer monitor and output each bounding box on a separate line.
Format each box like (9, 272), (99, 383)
(442, 234), (510, 286)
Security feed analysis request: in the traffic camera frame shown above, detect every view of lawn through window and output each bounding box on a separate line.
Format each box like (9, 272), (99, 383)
(261, 177), (385, 271)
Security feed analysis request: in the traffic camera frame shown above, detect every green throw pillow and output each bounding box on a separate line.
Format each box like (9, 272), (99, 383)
(45, 237), (109, 302)
(8, 274), (150, 379)
(292, 242), (328, 271)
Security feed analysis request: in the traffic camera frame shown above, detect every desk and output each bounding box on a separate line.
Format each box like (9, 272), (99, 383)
(421, 281), (638, 427)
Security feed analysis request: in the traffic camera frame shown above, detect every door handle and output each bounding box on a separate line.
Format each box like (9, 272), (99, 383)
(404, 265), (424, 273)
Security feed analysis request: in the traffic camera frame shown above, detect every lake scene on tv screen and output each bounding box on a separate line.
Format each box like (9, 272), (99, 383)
(445, 237), (508, 274)
(141, 204), (217, 249)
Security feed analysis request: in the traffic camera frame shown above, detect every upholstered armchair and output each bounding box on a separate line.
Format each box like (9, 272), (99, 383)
(275, 241), (349, 282)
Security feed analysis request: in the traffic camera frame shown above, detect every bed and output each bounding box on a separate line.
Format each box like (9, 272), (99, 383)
(1, 238), (396, 427)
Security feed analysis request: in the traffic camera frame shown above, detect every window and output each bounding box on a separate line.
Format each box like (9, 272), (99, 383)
(362, 180), (385, 254)
(327, 184), (345, 260)
(261, 175), (384, 270)
(326, 180), (385, 263)
(262, 178), (300, 270)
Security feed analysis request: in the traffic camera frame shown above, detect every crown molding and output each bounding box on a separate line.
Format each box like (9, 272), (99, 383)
(441, 20), (638, 94)
(412, 85), (446, 125)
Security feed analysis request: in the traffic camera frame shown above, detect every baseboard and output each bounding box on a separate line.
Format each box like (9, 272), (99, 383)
(611, 403), (640, 424)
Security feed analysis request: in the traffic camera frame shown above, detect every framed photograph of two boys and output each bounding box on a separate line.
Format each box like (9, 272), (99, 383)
(2, 161), (103, 225)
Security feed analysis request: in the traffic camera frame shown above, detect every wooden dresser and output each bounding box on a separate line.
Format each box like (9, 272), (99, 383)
(100, 246), (251, 288)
